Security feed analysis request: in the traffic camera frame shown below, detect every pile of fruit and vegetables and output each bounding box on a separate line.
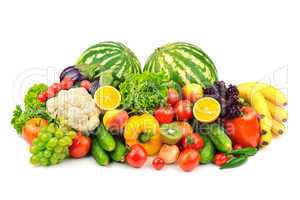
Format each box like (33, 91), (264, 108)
(11, 41), (288, 171)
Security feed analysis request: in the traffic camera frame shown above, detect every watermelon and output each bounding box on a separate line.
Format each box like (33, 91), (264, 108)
(76, 41), (141, 82)
(143, 42), (218, 88)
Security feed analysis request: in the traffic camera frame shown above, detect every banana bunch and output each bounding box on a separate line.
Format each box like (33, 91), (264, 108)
(237, 82), (288, 147)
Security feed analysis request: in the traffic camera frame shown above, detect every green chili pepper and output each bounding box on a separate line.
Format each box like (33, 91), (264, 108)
(230, 147), (257, 156)
(220, 155), (248, 169)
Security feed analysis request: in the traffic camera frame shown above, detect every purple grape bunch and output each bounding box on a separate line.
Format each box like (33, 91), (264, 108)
(204, 81), (242, 120)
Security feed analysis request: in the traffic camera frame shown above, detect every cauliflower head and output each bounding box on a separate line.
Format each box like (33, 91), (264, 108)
(46, 87), (100, 132)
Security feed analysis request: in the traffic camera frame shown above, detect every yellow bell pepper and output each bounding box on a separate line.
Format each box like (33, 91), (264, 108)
(124, 114), (161, 155)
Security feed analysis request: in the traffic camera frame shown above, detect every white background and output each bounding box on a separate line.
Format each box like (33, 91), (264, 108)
(0, 0), (298, 200)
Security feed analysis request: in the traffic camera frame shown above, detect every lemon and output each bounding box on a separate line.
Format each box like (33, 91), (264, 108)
(193, 97), (221, 123)
(94, 86), (121, 110)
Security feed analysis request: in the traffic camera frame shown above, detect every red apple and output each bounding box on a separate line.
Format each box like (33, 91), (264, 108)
(174, 100), (193, 121)
(182, 83), (203, 103)
(103, 110), (129, 132)
(167, 88), (179, 106)
(22, 118), (48, 145)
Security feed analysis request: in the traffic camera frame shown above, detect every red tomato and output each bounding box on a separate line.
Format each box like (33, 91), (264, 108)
(126, 144), (147, 168)
(69, 133), (91, 158)
(225, 106), (260, 148)
(60, 77), (74, 90)
(182, 133), (205, 150)
(167, 88), (179, 106)
(37, 92), (47, 103)
(178, 149), (200, 172)
(80, 80), (92, 91)
(46, 87), (56, 98)
(213, 153), (228, 166)
(154, 106), (175, 124)
(152, 157), (165, 170)
(233, 144), (242, 150)
(174, 100), (193, 121)
(50, 83), (61, 94)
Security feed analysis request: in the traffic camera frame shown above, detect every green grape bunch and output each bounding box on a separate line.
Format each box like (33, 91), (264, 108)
(29, 123), (76, 166)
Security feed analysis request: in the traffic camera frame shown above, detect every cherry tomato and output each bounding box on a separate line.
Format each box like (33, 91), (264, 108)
(182, 133), (205, 150)
(50, 83), (61, 94)
(213, 153), (228, 166)
(233, 144), (242, 150)
(60, 77), (74, 90)
(46, 87), (56, 98)
(69, 133), (91, 158)
(80, 80), (92, 91)
(178, 148), (200, 172)
(37, 92), (47, 103)
(167, 88), (179, 106)
(174, 100), (193, 121)
(152, 157), (165, 170)
(154, 106), (175, 124)
(126, 144), (147, 168)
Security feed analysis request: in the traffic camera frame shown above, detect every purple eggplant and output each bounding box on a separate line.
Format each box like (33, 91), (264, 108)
(90, 78), (101, 97)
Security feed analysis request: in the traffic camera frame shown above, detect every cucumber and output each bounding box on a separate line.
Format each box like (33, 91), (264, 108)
(96, 124), (116, 152)
(199, 135), (215, 164)
(91, 139), (110, 166)
(206, 123), (232, 153)
(110, 139), (127, 162)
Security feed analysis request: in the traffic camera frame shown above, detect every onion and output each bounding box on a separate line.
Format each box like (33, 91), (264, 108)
(59, 66), (87, 83)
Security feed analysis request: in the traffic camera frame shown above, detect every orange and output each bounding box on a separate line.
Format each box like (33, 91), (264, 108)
(193, 97), (221, 123)
(94, 86), (121, 110)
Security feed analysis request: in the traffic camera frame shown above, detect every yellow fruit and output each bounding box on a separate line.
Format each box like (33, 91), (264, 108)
(238, 82), (287, 106)
(94, 86), (121, 110)
(267, 101), (288, 123)
(259, 117), (272, 147)
(193, 97), (221, 123)
(271, 119), (286, 136)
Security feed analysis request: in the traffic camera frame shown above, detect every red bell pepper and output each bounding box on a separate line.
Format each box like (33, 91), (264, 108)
(224, 106), (260, 148)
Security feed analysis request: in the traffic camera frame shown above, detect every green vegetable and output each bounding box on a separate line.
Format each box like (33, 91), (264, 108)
(205, 123), (232, 153)
(220, 155), (248, 169)
(92, 139), (110, 166)
(96, 124), (116, 152)
(230, 147), (257, 156)
(11, 105), (53, 134)
(24, 83), (48, 110)
(119, 72), (169, 114)
(110, 139), (127, 162)
(199, 135), (215, 164)
(29, 123), (75, 166)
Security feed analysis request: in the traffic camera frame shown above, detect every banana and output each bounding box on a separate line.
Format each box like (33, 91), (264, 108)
(237, 84), (272, 147)
(238, 82), (287, 106)
(271, 119), (286, 136)
(267, 101), (288, 123)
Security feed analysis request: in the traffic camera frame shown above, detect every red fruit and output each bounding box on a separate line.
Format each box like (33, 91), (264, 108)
(182, 83), (203, 103)
(176, 121), (193, 137)
(103, 110), (129, 133)
(213, 153), (228, 166)
(22, 118), (48, 145)
(50, 83), (61, 94)
(154, 106), (175, 124)
(167, 88), (179, 106)
(224, 106), (260, 148)
(178, 148), (200, 172)
(126, 144), (147, 168)
(233, 144), (242, 150)
(174, 100), (193, 121)
(60, 77), (74, 90)
(152, 157), (165, 170)
(69, 133), (91, 158)
(80, 80), (92, 91)
(37, 92), (47, 103)
(46, 87), (56, 98)
(182, 133), (205, 150)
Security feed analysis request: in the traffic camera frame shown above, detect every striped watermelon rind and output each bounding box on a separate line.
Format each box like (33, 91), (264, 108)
(76, 41), (141, 80)
(143, 42), (218, 88)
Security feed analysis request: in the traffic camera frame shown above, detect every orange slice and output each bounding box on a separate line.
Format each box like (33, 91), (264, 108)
(94, 86), (121, 110)
(193, 97), (221, 123)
